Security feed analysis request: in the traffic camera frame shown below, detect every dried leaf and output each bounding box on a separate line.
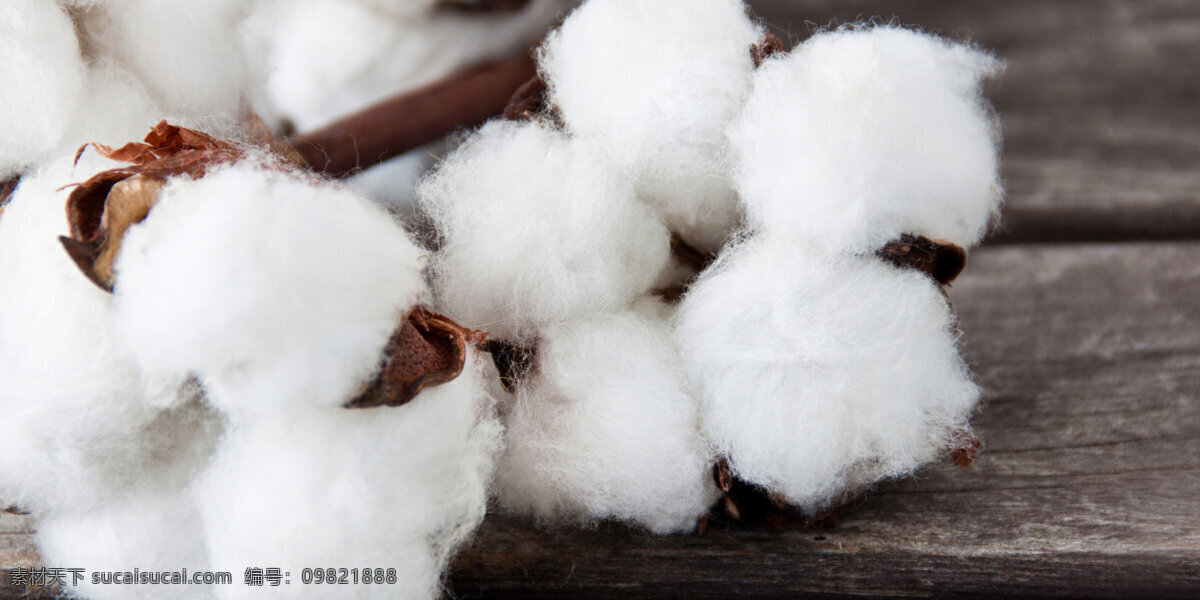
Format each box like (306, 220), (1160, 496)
(74, 120), (245, 180)
(0, 175), (19, 219)
(503, 74), (550, 122)
(345, 307), (486, 409)
(948, 428), (983, 468)
(751, 33), (786, 67)
(62, 119), (295, 292)
(879, 234), (967, 285)
(712, 458), (734, 493)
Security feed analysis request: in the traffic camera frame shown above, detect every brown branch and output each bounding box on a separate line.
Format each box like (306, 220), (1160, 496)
(287, 55), (537, 178)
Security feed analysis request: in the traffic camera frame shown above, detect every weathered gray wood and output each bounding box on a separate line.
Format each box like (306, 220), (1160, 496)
(442, 242), (1200, 599)
(749, 0), (1200, 243)
(10, 243), (1193, 599)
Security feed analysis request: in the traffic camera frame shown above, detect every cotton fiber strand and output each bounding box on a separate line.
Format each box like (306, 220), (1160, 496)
(675, 236), (979, 511)
(0, 1), (86, 177)
(495, 306), (718, 534)
(114, 163), (427, 415)
(419, 120), (670, 341)
(539, 0), (761, 252)
(0, 156), (197, 515)
(194, 353), (501, 600)
(730, 26), (1003, 253)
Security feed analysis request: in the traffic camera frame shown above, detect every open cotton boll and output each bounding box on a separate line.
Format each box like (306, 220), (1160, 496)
(254, 0), (573, 131)
(76, 0), (261, 124)
(674, 235), (979, 511)
(0, 156), (200, 515)
(539, 0), (761, 253)
(420, 120), (670, 341)
(194, 353), (501, 600)
(494, 306), (718, 534)
(114, 163), (428, 416)
(730, 26), (1003, 253)
(0, 0), (86, 177)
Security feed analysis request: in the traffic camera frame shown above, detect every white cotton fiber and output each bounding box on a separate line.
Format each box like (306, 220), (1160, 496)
(0, 0), (86, 177)
(76, 0), (260, 123)
(62, 60), (164, 155)
(674, 236), (979, 511)
(730, 26), (1003, 253)
(495, 306), (718, 534)
(37, 489), (212, 600)
(253, 0), (573, 130)
(539, 0), (761, 253)
(419, 120), (670, 341)
(194, 353), (501, 600)
(113, 162), (428, 416)
(0, 156), (199, 516)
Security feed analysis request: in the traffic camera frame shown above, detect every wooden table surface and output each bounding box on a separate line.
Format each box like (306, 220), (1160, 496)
(3, 1), (1198, 598)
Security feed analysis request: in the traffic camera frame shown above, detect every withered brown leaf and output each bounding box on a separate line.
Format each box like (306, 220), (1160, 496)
(879, 234), (967, 285)
(61, 119), (293, 291)
(345, 307), (487, 409)
(0, 175), (19, 220)
(948, 428), (983, 468)
(751, 33), (786, 67)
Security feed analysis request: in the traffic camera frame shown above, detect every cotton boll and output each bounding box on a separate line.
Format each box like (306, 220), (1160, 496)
(254, 0), (573, 131)
(420, 120), (670, 341)
(0, 156), (199, 515)
(77, 0), (260, 123)
(675, 235), (979, 511)
(114, 163), (428, 416)
(195, 353), (501, 600)
(495, 306), (718, 534)
(539, 0), (761, 253)
(61, 60), (164, 154)
(730, 26), (1003, 253)
(0, 1), (86, 177)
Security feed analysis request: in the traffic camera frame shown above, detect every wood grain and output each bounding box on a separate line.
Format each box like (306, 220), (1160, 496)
(442, 242), (1200, 599)
(5, 243), (1196, 599)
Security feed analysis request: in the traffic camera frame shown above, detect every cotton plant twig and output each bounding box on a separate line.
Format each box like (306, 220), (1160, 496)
(287, 55), (537, 177)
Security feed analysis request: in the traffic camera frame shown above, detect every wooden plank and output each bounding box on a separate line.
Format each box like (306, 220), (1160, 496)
(747, 0), (1200, 242)
(442, 242), (1200, 598)
(6, 242), (1196, 598)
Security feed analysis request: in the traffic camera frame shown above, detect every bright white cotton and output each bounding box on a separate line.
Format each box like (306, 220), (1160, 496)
(37, 398), (222, 600)
(0, 1), (87, 177)
(675, 236), (979, 511)
(495, 306), (718, 534)
(730, 26), (1003, 252)
(254, 0), (573, 130)
(76, 0), (261, 125)
(419, 120), (670, 341)
(0, 156), (200, 516)
(195, 353), (501, 600)
(114, 162), (427, 416)
(539, 0), (761, 253)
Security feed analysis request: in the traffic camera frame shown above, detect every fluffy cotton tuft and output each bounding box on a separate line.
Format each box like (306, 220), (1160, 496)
(730, 26), (1003, 252)
(0, 156), (203, 515)
(76, 0), (261, 124)
(495, 306), (718, 534)
(114, 162), (427, 415)
(0, 1), (87, 177)
(254, 0), (573, 130)
(539, 0), (761, 252)
(675, 236), (979, 511)
(419, 120), (670, 341)
(194, 353), (501, 600)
